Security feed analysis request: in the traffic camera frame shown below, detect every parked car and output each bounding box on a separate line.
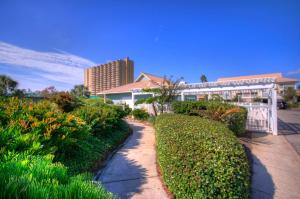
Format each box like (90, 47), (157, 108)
(277, 99), (287, 109)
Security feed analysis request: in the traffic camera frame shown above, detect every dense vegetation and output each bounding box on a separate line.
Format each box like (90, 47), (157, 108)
(155, 114), (250, 198)
(0, 97), (130, 198)
(172, 101), (247, 136)
(131, 109), (149, 120)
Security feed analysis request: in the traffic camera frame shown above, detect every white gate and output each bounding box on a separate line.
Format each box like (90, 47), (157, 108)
(180, 78), (278, 135)
(234, 103), (270, 132)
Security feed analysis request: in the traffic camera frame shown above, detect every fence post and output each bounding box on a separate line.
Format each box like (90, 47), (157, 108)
(271, 88), (278, 135)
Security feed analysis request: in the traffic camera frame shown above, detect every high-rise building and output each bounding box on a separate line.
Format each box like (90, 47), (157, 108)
(84, 57), (134, 95)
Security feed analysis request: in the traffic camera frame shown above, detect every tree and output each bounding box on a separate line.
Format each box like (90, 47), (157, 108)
(12, 89), (26, 98)
(0, 75), (18, 96)
(70, 84), (90, 98)
(284, 87), (297, 102)
(40, 86), (57, 99)
(50, 92), (81, 112)
(135, 76), (182, 116)
(200, 74), (208, 83)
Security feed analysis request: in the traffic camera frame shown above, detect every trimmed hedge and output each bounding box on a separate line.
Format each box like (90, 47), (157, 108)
(155, 114), (250, 198)
(172, 101), (247, 136)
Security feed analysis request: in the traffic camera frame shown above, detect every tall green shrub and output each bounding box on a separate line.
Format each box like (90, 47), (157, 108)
(155, 114), (250, 198)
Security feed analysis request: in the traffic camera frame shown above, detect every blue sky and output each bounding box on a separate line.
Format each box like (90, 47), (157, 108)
(0, 0), (299, 90)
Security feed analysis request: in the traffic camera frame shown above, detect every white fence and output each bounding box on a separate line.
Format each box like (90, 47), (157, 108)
(234, 103), (270, 132)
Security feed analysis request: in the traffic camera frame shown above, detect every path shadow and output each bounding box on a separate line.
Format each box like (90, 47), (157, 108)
(95, 122), (149, 199)
(278, 118), (299, 135)
(242, 137), (275, 199)
(240, 131), (273, 146)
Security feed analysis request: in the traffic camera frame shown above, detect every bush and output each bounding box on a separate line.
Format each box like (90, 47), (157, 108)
(0, 98), (90, 160)
(0, 153), (113, 199)
(155, 114), (250, 198)
(131, 109), (149, 120)
(62, 121), (131, 174)
(50, 92), (81, 112)
(172, 101), (247, 136)
(0, 97), (131, 198)
(73, 101), (127, 136)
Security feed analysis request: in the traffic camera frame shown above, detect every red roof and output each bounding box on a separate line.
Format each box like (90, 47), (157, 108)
(99, 72), (163, 94)
(218, 73), (299, 83)
(276, 77), (299, 83)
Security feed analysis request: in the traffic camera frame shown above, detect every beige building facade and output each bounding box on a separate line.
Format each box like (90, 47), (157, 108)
(84, 57), (134, 95)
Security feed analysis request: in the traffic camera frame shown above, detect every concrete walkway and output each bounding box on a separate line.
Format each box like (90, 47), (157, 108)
(95, 120), (168, 199)
(278, 109), (300, 155)
(241, 132), (300, 199)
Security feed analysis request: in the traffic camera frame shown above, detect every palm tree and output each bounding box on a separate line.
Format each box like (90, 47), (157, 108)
(200, 74), (208, 83)
(0, 75), (18, 96)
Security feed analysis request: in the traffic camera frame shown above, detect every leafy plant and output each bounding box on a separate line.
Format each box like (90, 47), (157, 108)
(0, 153), (114, 199)
(50, 92), (81, 112)
(71, 84), (90, 98)
(135, 76), (183, 116)
(0, 75), (18, 96)
(155, 114), (250, 198)
(131, 109), (149, 120)
(172, 101), (247, 136)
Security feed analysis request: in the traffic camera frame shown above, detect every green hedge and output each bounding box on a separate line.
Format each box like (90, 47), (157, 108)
(131, 109), (149, 120)
(155, 114), (250, 198)
(172, 101), (247, 136)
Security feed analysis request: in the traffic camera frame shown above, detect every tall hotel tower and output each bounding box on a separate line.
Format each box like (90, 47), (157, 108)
(84, 57), (134, 95)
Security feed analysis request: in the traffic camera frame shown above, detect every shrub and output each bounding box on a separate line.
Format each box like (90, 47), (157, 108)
(50, 92), (81, 112)
(131, 109), (149, 120)
(155, 114), (250, 198)
(0, 153), (113, 199)
(62, 121), (131, 174)
(0, 97), (90, 160)
(172, 101), (247, 136)
(73, 102), (127, 136)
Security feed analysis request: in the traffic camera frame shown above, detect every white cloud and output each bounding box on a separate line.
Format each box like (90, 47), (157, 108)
(288, 68), (300, 75)
(0, 41), (95, 90)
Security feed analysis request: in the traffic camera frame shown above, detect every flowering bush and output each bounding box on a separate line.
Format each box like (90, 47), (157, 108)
(0, 98), (90, 160)
(0, 97), (131, 198)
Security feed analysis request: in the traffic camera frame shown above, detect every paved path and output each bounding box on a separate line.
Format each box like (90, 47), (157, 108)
(95, 120), (168, 199)
(241, 132), (300, 199)
(278, 109), (300, 155)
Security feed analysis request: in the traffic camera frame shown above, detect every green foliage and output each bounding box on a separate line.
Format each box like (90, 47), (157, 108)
(172, 101), (247, 136)
(62, 121), (131, 174)
(0, 97), (90, 160)
(200, 74), (208, 83)
(135, 76), (182, 115)
(82, 97), (113, 105)
(73, 100), (128, 136)
(131, 109), (150, 120)
(155, 114), (250, 198)
(50, 92), (81, 112)
(0, 97), (131, 198)
(0, 75), (18, 96)
(71, 84), (90, 98)
(284, 87), (297, 102)
(0, 153), (114, 199)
